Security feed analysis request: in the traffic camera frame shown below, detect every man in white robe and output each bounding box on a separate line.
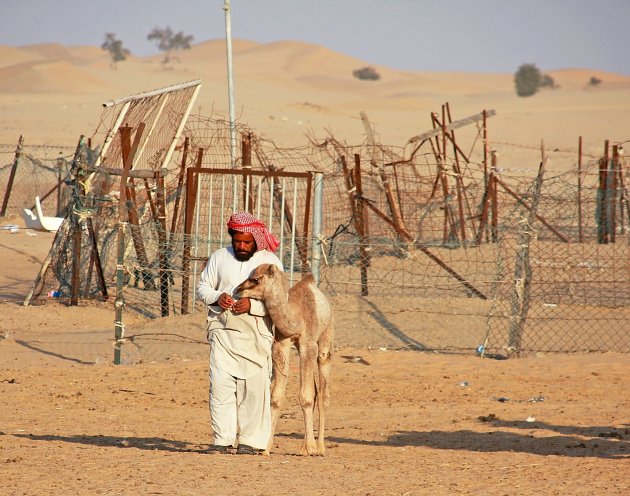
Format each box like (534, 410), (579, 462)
(197, 211), (282, 455)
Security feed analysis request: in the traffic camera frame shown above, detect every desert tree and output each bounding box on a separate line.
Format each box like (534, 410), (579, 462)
(588, 76), (602, 87)
(147, 26), (194, 67)
(353, 66), (381, 81)
(101, 33), (130, 70)
(514, 63), (542, 97)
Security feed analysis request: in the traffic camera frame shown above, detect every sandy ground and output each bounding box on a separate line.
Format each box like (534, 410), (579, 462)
(1, 40), (629, 494)
(1, 218), (629, 496)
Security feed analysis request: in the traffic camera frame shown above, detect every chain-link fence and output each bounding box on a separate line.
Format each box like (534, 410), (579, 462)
(483, 161), (630, 356)
(1, 139), (76, 218)
(4, 106), (629, 362)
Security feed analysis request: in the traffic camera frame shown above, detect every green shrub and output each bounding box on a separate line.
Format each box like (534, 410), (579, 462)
(353, 66), (380, 81)
(540, 74), (556, 88)
(514, 63), (542, 97)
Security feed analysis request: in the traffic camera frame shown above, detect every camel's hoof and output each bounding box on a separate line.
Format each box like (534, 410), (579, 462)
(299, 445), (321, 456)
(316, 442), (326, 457)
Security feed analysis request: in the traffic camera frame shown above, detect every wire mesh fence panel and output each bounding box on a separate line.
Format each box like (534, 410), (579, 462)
(11, 98), (630, 362)
(0, 140), (77, 218)
(483, 163), (630, 356)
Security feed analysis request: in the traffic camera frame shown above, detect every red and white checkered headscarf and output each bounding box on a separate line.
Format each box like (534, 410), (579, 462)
(227, 211), (280, 252)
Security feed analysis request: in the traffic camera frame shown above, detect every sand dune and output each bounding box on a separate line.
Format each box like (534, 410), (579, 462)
(252, 40), (372, 75)
(174, 38), (260, 64)
(19, 43), (107, 66)
(0, 44), (44, 68)
(546, 68), (630, 90)
(0, 38), (628, 159)
(0, 59), (110, 94)
(3, 39), (629, 95)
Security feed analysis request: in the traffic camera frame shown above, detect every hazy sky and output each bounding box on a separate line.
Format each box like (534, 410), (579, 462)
(2, 0), (629, 75)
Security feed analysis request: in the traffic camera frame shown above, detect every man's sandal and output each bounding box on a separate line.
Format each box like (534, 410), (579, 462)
(236, 444), (264, 455)
(207, 445), (231, 454)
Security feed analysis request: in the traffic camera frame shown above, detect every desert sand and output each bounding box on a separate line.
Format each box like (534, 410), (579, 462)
(1, 39), (629, 495)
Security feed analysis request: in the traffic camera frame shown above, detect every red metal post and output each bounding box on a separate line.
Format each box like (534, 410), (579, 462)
(577, 136), (583, 243)
(598, 140), (609, 244)
(1, 135), (24, 217)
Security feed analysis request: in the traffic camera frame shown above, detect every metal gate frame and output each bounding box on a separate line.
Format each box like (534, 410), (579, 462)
(180, 167), (321, 314)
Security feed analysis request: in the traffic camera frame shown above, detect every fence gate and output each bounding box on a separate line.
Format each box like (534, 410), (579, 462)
(180, 167), (322, 314)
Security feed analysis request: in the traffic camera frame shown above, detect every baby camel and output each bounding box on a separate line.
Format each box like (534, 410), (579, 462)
(236, 264), (334, 456)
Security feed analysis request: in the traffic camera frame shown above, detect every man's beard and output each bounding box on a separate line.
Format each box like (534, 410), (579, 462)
(235, 249), (254, 261)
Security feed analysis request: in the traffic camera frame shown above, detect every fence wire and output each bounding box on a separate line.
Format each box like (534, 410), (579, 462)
(2, 112), (629, 361)
(0, 141), (75, 217)
(483, 169), (630, 356)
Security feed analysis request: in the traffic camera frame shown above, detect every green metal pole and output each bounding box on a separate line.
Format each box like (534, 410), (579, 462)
(114, 126), (133, 364)
(113, 222), (126, 365)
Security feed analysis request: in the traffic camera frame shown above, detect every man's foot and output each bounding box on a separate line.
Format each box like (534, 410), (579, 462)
(236, 444), (264, 455)
(207, 444), (231, 454)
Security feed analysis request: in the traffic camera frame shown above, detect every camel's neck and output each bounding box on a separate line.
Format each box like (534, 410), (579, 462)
(264, 278), (301, 336)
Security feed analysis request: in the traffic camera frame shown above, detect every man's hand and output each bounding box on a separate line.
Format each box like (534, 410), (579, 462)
(231, 297), (251, 315)
(217, 293), (235, 310)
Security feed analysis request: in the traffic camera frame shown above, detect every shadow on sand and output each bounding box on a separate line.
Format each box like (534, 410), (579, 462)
(276, 419), (629, 459)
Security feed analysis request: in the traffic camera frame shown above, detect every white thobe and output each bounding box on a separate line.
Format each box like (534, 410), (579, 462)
(197, 246), (283, 449)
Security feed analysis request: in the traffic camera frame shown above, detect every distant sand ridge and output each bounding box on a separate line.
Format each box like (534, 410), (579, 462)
(1, 39), (629, 172)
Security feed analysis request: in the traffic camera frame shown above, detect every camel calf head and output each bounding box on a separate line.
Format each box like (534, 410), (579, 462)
(236, 263), (285, 300)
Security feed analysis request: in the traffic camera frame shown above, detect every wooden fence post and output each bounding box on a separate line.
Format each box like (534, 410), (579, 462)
(507, 143), (547, 356)
(597, 140), (609, 244)
(1, 135), (24, 216)
(577, 136), (583, 242)
(616, 146), (629, 233)
(606, 145), (619, 243)
(169, 137), (190, 245)
(490, 151), (499, 242)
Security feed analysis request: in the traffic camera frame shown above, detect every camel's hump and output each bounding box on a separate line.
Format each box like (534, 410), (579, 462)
(290, 272), (318, 293)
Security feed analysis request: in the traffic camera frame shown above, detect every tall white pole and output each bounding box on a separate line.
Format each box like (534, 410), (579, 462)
(311, 172), (324, 284)
(223, 0), (237, 168)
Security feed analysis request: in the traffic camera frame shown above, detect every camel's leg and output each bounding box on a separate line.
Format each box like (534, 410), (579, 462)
(315, 320), (334, 456)
(298, 339), (319, 456)
(267, 337), (292, 453)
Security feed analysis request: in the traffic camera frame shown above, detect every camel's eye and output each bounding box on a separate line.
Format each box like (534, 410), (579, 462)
(249, 277), (260, 284)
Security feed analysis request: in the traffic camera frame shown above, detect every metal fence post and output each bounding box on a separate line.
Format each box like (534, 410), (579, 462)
(311, 172), (324, 284)
(113, 222), (126, 365)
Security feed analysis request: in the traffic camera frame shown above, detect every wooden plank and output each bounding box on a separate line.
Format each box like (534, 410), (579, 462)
(1, 135), (24, 216)
(78, 162), (167, 178)
(407, 109), (496, 144)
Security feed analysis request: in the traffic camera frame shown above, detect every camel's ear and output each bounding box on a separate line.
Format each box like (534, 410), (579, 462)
(267, 264), (278, 276)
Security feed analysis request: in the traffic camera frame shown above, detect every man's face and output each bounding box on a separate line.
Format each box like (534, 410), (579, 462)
(231, 231), (257, 261)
